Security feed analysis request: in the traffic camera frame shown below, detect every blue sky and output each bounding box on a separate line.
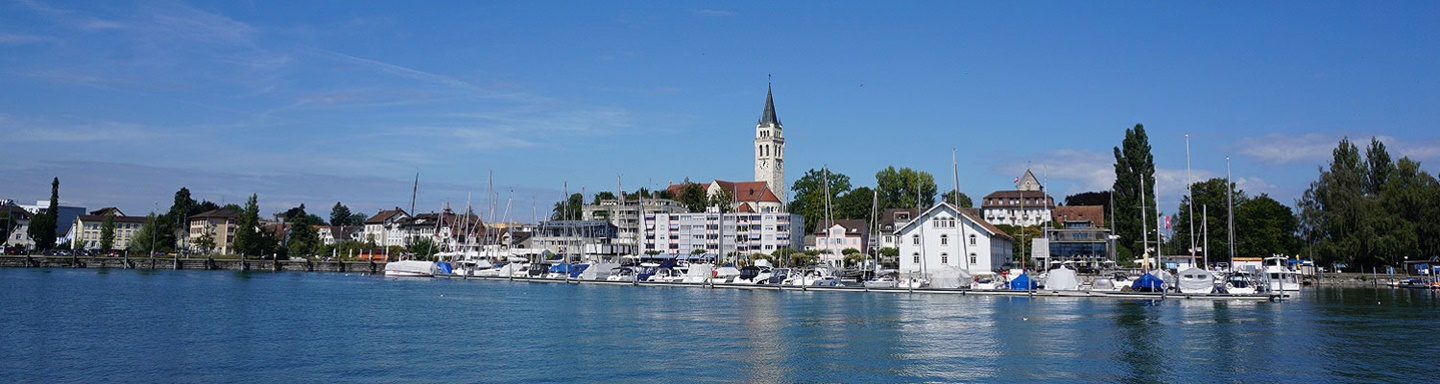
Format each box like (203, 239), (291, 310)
(2, 0), (1437, 222)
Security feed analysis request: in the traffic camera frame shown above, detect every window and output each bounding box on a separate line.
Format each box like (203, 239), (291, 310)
(970, 234), (977, 245)
(941, 254), (949, 264)
(912, 235), (920, 245)
(913, 254), (920, 263)
(970, 253), (977, 264)
(941, 234), (948, 245)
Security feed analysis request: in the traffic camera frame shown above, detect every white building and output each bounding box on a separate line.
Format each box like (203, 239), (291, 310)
(582, 197), (687, 251)
(897, 203), (1014, 275)
(2, 205), (33, 250)
(982, 169), (1055, 227)
(362, 208), (410, 247)
(69, 208), (147, 251)
(807, 219), (869, 265)
(645, 209), (803, 257)
(754, 83), (787, 204)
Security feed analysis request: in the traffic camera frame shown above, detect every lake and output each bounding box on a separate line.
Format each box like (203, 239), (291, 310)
(2, 268), (1437, 383)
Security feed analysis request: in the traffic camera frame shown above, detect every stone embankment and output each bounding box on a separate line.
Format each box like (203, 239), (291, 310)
(0, 255), (385, 273)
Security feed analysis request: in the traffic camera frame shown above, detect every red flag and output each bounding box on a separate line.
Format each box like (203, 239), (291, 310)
(1164, 215), (1172, 229)
(1013, 175), (1020, 183)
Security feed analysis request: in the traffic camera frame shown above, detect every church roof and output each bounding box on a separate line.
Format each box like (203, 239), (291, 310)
(757, 84), (781, 127)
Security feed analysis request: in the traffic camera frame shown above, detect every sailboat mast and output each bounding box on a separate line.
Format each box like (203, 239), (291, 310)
(1226, 157), (1236, 269)
(1140, 172), (1150, 270)
(953, 149), (970, 272)
(410, 172), (419, 218)
(1186, 133), (1196, 265)
(1203, 204), (1209, 268)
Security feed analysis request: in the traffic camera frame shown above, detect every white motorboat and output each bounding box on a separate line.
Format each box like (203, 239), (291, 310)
(384, 260), (439, 277)
(863, 271), (900, 288)
(1262, 257), (1301, 291)
(972, 272), (1004, 290)
(1222, 271), (1260, 294)
(1042, 266), (1080, 291)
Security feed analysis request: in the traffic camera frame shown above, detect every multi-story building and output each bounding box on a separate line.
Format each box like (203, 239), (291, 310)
(2, 204), (34, 250)
(808, 219), (869, 265)
(363, 208), (410, 247)
(69, 208), (147, 251)
(897, 202), (1014, 275)
(875, 208), (919, 250)
(582, 197), (687, 252)
(645, 208), (803, 258)
(527, 220), (620, 259)
(318, 225), (364, 245)
(982, 169), (1055, 227)
(188, 208), (240, 255)
(1039, 205), (1114, 270)
(400, 208), (485, 252)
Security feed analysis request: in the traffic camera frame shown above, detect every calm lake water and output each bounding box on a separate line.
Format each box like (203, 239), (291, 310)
(2, 268), (1437, 383)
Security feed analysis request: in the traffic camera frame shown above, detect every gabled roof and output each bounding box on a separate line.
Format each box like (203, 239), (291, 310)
(1054, 205), (1105, 227)
(735, 203), (755, 213)
(191, 208), (240, 220)
(89, 207), (124, 216)
(896, 203), (1012, 241)
(365, 207), (408, 224)
(981, 190), (1056, 208)
(813, 219), (869, 235)
(758, 84), (781, 127)
(76, 214), (147, 224)
(1, 205), (34, 220)
(880, 208), (918, 232)
(714, 180), (781, 203)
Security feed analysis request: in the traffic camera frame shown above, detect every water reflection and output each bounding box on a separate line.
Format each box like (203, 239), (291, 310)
(1112, 300), (1168, 381)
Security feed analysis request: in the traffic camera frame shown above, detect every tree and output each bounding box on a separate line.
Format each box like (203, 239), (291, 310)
(287, 222), (319, 258)
(127, 213), (158, 255)
(941, 189), (973, 208)
(330, 202), (354, 226)
(194, 230), (216, 255)
(677, 183), (708, 213)
(551, 193), (584, 220)
(875, 166), (936, 211)
(789, 168), (853, 233)
(707, 187), (734, 213)
(407, 237), (438, 260)
(28, 177), (60, 250)
(1111, 124), (1156, 264)
(1064, 191), (1112, 214)
(0, 209), (17, 246)
(834, 187), (875, 222)
(1171, 178), (1245, 262)
(232, 194), (264, 256)
(1235, 194), (1299, 258)
(349, 213), (368, 226)
(99, 212), (116, 251)
(592, 191), (617, 205)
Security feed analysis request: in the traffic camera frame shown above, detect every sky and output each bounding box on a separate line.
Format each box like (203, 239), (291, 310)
(2, 0), (1437, 223)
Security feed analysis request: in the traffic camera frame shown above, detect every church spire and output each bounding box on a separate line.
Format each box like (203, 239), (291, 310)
(758, 82), (781, 127)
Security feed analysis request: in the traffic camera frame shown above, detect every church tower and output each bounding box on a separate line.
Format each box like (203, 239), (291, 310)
(754, 83), (786, 203)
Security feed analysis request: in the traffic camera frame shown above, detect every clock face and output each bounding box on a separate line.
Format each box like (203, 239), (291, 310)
(759, 160), (770, 170)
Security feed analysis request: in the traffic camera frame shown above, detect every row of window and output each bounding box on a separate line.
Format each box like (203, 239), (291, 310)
(913, 234), (978, 245)
(913, 253), (978, 264)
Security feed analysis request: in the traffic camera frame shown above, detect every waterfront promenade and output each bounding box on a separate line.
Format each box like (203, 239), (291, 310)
(0, 255), (384, 273)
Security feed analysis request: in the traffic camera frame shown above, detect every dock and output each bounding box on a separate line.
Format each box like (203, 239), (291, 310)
(0, 255), (384, 274)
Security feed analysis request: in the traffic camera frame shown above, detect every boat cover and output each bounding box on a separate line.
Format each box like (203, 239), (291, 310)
(1131, 273), (1165, 292)
(929, 264), (972, 289)
(436, 262), (453, 274)
(1177, 267), (1215, 293)
(1009, 273), (1036, 290)
(1044, 267), (1080, 290)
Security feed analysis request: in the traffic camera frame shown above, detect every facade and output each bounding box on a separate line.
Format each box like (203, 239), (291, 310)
(69, 209), (147, 251)
(363, 208), (410, 247)
(754, 83), (786, 204)
(400, 209), (485, 252)
(644, 209), (804, 257)
(808, 219), (869, 265)
(1041, 205), (1114, 268)
(528, 220), (621, 258)
(20, 200), (87, 241)
(318, 225), (364, 245)
(582, 198), (687, 251)
(665, 180), (786, 214)
(188, 208), (240, 255)
(981, 169), (1055, 227)
(2, 205), (34, 250)
(876, 208), (919, 251)
(897, 203), (1014, 275)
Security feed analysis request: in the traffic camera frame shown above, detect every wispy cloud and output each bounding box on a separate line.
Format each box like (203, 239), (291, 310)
(1235, 132), (1340, 165)
(0, 33), (56, 44)
(0, 114), (170, 143)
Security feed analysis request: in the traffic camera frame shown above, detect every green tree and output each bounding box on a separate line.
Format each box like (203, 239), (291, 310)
(1171, 178), (1245, 261)
(592, 191), (617, 205)
(875, 166), (936, 211)
(99, 212), (116, 251)
(790, 168), (853, 230)
(941, 189), (973, 208)
(0, 209), (18, 245)
(287, 222), (319, 258)
(834, 187), (875, 221)
(194, 230), (216, 255)
(28, 177), (60, 250)
(407, 237), (438, 260)
(127, 213), (158, 255)
(707, 187), (734, 213)
(677, 183), (708, 213)
(551, 193), (585, 220)
(1235, 194), (1299, 258)
(330, 202), (354, 226)
(1111, 124), (1156, 264)
(232, 194), (264, 257)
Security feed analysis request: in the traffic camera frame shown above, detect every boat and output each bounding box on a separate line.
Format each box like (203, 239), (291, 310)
(1041, 266), (1079, 291)
(1221, 271), (1260, 294)
(972, 272), (1004, 290)
(712, 265), (741, 283)
(732, 264), (774, 284)
(681, 263), (715, 283)
(928, 264), (972, 289)
(863, 271), (900, 288)
(384, 260), (440, 277)
(1008, 272), (1037, 290)
(783, 265), (844, 286)
(1177, 267), (1216, 294)
(1261, 256), (1300, 291)
(1130, 273), (1165, 292)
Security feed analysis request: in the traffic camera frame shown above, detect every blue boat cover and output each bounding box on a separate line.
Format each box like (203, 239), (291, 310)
(568, 264), (590, 278)
(436, 262), (453, 274)
(1131, 273), (1165, 291)
(1009, 273), (1036, 290)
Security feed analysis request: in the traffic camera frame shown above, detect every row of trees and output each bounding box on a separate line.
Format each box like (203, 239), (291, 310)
(1298, 138), (1440, 268)
(123, 187), (384, 259)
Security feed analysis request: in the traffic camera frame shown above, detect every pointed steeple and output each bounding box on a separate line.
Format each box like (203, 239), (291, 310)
(758, 83), (781, 127)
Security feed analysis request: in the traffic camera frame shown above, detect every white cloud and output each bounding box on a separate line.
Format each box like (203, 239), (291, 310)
(0, 115), (169, 143)
(1235, 132), (1340, 165)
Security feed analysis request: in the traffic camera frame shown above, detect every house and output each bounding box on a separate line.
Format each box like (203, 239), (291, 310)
(188, 208), (240, 255)
(400, 208), (485, 253)
(2, 204), (34, 250)
(1040, 205), (1114, 270)
(528, 220), (620, 258)
(362, 207), (410, 247)
(317, 225), (364, 246)
(665, 180), (787, 214)
(19, 200), (87, 242)
(69, 208), (147, 251)
(582, 197), (688, 251)
(645, 208), (803, 257)
(807, 219), (869, 265)
(981, 169), (1055, 227)
(897, 202), (1014, 275)
(876, 208), (919, 250)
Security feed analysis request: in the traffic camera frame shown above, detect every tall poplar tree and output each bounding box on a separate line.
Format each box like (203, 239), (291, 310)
(233, 194), (263, 256)
(1111, 124), (1156, 263)
(28, 177), (60, 250)
(99, 211), (116, 251)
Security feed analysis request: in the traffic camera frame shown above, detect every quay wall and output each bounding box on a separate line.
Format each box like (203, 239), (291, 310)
(0, 255), (385, 274)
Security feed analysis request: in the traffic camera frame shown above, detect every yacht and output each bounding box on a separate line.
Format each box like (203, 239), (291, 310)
(384, 260), (439, 277)
(1262, 256), (1301, 291)
(1176, 267), (1216, 294)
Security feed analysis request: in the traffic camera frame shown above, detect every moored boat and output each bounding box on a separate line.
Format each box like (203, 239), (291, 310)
(384, 260), (440, 277)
